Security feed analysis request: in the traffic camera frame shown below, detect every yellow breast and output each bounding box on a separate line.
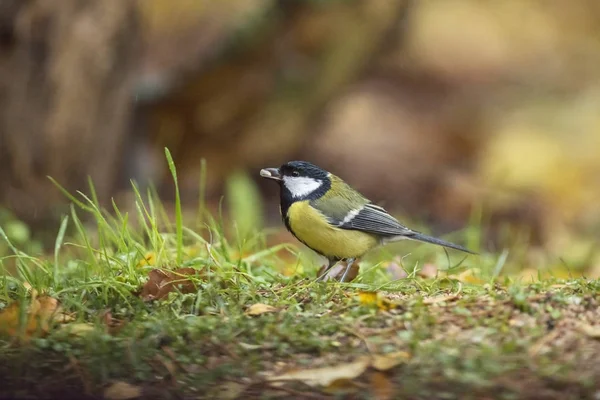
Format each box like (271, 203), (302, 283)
(287, 201), (379, 259)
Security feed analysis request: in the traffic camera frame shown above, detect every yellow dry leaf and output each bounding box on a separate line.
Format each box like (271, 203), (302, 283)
(371, 351), (410, 371)
(455, 269), (485, 285)
(104, 381), (142, 400)
(245, 303), (278, 316)
(37, 296), (60, 325)
(358, 291), (378, 306)
(0, 302), (22, 337)
(266, 353), (409, 393)
(22, 282), (39, 297)
(137, 252), (156, 268)
(322, 378), (361, 395)
(358, 291), (399, 311)
(56, 312), (76, 323)
(0, 296), (60, 339)
(268, 357), (370, 387)
(377, 297), (398, 311)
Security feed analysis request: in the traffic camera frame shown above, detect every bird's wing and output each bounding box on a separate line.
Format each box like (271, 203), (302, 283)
(334, 203), (413, 237)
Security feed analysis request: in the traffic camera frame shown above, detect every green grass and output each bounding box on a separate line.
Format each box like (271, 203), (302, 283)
(1, 152), (599, 399)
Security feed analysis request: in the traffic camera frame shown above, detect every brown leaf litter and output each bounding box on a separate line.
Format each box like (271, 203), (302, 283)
(140, 267), (203, 301)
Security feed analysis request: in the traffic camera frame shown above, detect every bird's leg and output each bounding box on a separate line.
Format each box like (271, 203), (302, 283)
(339, 258), (355, 283)
(316, 259), (338, 282)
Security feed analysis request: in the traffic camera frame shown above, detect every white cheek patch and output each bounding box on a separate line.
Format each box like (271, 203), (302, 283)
(283, 176), (322, 198)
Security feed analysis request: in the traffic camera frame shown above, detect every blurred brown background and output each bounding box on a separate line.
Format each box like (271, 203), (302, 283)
(1, 0), (600, 265)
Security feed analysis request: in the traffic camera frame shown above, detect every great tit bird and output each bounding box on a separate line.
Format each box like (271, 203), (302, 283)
(260, 161), (476, 282)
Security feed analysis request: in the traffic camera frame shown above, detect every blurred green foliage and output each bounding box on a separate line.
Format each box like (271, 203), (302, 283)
(226, 170), (264, 242)
(0, 210), (42, 257)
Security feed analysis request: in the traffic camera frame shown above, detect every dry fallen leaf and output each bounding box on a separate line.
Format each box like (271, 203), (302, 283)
(423, 294), (460, 305)
(358, 291), (399, 311)
(104, 381), (142, 400)
(136, 252), (156, 268)
(245, 303), (278, 316)
(317, 260), (360, 282)
(371, 351), (410, 371)
(267, 353), (410, 393)
(268, 356), (370, 387)
(323, 377), (362, 395)
(56, 312), (76, 323)
(358, 291), (379, 306)
(22, 282), (38, 297)
(0, 296), (61, 340)
(100, 310), (127, 336)
(369, 371), (395, 400)
(140, 268), (202, 301)
(453, 269), (485, 284)
(37, 296), (60, 326)
(0, 303), (22, 337)
(578, 323), (600, 339)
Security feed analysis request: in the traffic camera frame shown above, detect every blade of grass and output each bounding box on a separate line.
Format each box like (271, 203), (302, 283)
(216, 197), (230, 263)
(197, 157), (207, 229)
(76, 190), (121, 251)
(48, 176), (94, 212)
(70, 205), (98, 277)
(146, 186), (163, 254)
(87, 176), (100, 209)
(241, 243), (295, 264)
(492, 249), (510, 279)
(0, 225), (33, 285)
(130, 181), (154, 239)
(53, 216), (69, 286)
(165, 148), (183, 264)
(111, 199), (138, 252)
(148, 183), (172, 235)
(182, 227), (208, 245)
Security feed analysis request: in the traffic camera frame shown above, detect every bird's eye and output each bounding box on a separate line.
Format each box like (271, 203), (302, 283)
(291, 171), (300, 177)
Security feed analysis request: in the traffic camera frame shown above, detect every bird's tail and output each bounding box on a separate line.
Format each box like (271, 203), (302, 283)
(387, 231), (477, 255)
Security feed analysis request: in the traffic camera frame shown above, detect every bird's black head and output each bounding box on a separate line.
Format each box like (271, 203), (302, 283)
(280, 161), (329, 180)
(260, 161), (331, 201)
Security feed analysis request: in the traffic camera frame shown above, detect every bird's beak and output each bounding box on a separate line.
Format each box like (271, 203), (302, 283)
(260, 167), (282, 181)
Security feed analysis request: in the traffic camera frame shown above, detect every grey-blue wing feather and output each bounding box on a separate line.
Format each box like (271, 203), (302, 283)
(334, 203), (476, 254)
(337, 204), (412, 237)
